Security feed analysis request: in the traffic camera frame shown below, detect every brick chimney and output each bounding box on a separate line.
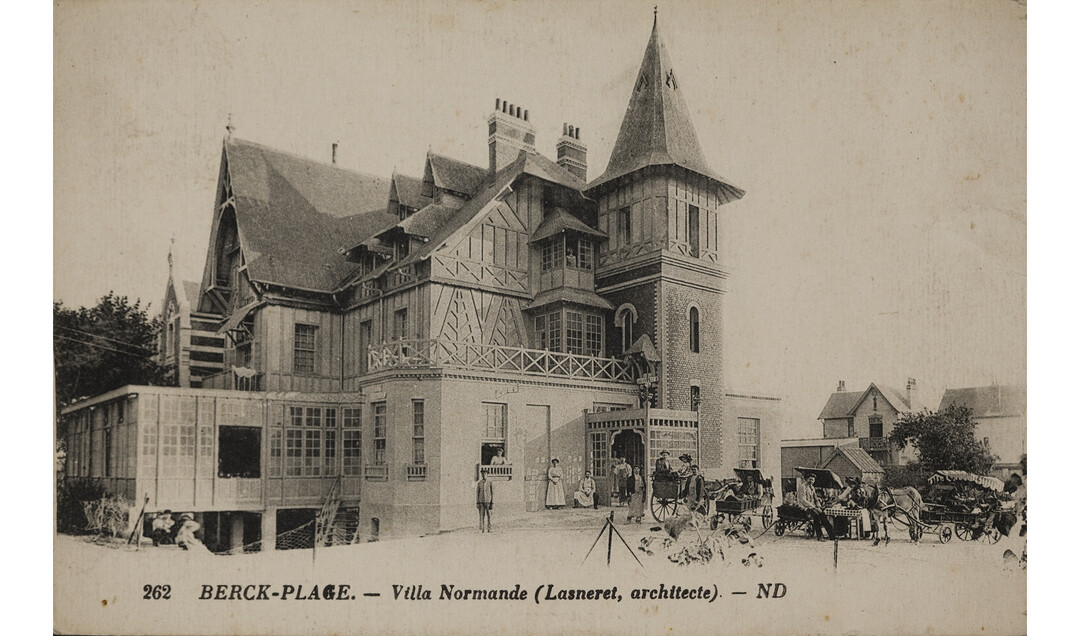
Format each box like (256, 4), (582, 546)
(837, 380), (846, 392)
(488, 97), (536, 174)
(556, 123), (587, 181)
(906, 377), (918, 409)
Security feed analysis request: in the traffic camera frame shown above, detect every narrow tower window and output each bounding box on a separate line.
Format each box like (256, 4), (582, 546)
(689, 307), (700, 353)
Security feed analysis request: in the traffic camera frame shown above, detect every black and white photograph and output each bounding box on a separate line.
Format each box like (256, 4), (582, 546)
(50, 1), (1031, 633)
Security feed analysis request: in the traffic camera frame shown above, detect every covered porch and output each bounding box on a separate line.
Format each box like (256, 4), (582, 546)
(584, 407), (699, 506)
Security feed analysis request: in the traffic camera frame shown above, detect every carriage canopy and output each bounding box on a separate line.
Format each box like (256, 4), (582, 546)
(927, 470), (1004, 492)
(733, 468), (766, 483)
(794, 466), (845, 490)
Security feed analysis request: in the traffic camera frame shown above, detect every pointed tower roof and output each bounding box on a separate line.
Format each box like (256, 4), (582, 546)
(589, 14), (742, 197)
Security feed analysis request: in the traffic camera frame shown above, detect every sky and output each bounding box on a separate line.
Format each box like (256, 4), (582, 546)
(53, 0), (1026, 438)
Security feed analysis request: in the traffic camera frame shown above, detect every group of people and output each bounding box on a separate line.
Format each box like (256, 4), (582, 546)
(147, 510), (207, 551)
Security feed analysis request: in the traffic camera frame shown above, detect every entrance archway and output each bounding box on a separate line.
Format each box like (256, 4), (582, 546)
(611, 429), (646, 476)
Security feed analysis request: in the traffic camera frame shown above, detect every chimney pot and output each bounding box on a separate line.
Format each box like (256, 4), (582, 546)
(495, 97), (501, 110)
(563, 122), (568, 135)
(332, 142), (338, 164)
(516, 106), (521, 118)
(502, 101), (508, 113)
(837, 380), (846, 392)
(523, 109), (528, 121)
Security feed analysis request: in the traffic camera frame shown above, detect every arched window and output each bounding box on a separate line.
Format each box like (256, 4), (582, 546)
(689, 306), (700, 353)
(615, 304), (637, 353)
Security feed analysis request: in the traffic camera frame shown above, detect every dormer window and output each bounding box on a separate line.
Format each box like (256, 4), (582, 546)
(540, 235), (593, 272)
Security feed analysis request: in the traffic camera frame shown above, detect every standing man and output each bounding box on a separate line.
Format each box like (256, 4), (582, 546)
(796, 474), (836, 541)
(614, 457), (631, 506)
(476, 472), (493, 533)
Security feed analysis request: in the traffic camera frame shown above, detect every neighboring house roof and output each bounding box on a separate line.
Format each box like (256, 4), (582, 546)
(223, 137), (396, 293)
(530, 207), (608, 243)
(428, 152), (488, 196)
(938, 385), (1025, 418)
(824, 445), (885, 476)
(817, 391), (863, 420)
(587, 16), (743, 198)
(391, 173), (428, 210)
(817, 382), (912, 420)
(523, 287), (615, 311)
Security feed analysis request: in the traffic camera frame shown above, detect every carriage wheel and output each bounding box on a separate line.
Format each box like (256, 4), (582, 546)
(761, 506), (774, 529)
(908, 521), (923, 542)
(774, 520), (786, 536)
(978, 528), (1001, 545)
(650, 494), (679, 522)
(740, 515), (752, 532)
(939, 525), (953, 544)
(955, 524), (974, 541)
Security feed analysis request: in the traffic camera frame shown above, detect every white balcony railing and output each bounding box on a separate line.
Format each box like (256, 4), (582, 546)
(405, 465), (428, 481)
(368, 339), (635, 383)
(478, 464), (513, 480)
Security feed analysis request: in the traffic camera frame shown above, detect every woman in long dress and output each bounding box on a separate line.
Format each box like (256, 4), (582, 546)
(545, 459), (565, 509)
(627, 466), (645, 523)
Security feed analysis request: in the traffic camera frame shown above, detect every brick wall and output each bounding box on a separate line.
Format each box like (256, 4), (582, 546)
(660, 282), (725, 471)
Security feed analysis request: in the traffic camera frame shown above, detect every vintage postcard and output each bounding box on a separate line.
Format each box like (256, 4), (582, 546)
(53, 1), (1027, 634)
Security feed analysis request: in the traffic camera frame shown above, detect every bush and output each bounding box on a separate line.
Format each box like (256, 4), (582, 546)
(57, 481), (128, 536)
(883, 464), (931, 490)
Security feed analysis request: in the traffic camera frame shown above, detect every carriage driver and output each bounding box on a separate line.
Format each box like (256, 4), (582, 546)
(796, 474), (837, 541)
(654, 450), (675, 479)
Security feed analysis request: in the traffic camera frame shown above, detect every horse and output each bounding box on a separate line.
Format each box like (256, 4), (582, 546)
(876, 485), (925, 544)
(841, 483), (923, 545)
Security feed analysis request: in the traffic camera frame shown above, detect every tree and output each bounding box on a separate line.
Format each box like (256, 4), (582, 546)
(54, 292), (172, 433)
(888, 404), (997, 474)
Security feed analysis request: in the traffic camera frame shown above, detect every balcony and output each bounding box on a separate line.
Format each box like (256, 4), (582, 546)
(859, 437), (890, 452)
(363, 465), (389, 481)
(478, 464), (513, 480)
(405, 465), (428, 481)
(368, 339), (635, 383)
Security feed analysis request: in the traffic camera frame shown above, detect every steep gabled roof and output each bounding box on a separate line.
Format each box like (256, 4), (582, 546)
(588, 15), (743, 197)
(394, 154), (526, 270)
(818, 391), (863, 420)
(222, 137), (396, 293)
(181, 281), (200, 307)
(939, 385), (1025, 418)
(824, 445), (885, 476)
(531, 207), (607, 243)
(392, 202), (458, 240)
(391, 173), (428, 210)
(818, 382), (912, 420)
(427, 152), (488, 196)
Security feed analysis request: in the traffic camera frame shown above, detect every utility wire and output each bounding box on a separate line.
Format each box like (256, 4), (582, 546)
(53, 334), (154, 359)
(54, 325), (156, 354)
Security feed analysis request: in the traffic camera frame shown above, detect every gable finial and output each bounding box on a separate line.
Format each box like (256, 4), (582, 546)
(167, 234), (175, 276)
(225, 112), (235, 138)
(654, 5), (658, 21)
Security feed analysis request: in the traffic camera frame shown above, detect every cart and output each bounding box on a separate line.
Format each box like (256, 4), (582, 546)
(709, 468), (774, 531)
(649, 474), (686, 522)
(773, 467), (844, 537)
(914, 470), (1006, 544)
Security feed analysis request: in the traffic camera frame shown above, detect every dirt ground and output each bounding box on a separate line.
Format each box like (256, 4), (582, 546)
(55, 506), (1026, 635)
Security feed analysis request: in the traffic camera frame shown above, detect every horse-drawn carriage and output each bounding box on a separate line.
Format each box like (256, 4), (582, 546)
(649, 465), (774, 527)
(915, 470), (1006, 544)
(773, 467), (846, 537)
(710, 468), (775, 531)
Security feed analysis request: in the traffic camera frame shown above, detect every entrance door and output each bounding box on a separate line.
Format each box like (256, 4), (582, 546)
(611, 429), (645, 475)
